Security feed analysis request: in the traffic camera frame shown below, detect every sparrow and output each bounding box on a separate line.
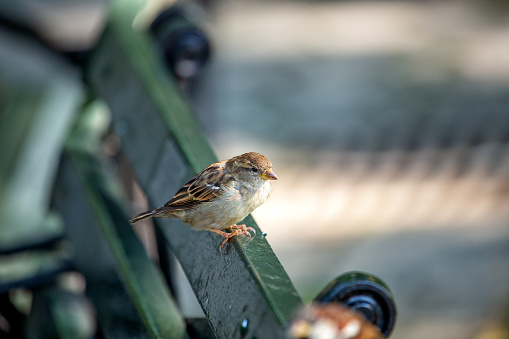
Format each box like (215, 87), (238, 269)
(130, 152), (278, 251)
(288, 303), (384, 339)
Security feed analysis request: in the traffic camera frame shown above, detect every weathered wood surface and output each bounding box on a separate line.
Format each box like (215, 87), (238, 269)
(53, 105), (187, 339)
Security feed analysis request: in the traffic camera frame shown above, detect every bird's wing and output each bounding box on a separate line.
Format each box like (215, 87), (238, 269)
(162, 161), (233, 211)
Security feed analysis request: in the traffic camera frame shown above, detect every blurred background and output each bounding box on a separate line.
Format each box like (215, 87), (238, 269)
(190, 0), (509, 338)
(2, 0), (509, 338)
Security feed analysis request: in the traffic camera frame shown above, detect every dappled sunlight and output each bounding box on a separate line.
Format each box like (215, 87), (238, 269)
(250, 144), (509, 244)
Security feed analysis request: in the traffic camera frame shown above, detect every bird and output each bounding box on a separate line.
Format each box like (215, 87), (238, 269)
(130, 152), (278, 252)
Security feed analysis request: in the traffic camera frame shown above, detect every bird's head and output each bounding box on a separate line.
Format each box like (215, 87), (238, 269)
(227, 152), (278, 185)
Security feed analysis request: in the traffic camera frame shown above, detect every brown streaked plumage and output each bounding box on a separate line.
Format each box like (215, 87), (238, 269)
(130, 152), (278, 251)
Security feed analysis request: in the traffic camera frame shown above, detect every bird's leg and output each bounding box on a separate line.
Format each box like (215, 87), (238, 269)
(209, 224), (256, 252)
(209, 228), (244, 251)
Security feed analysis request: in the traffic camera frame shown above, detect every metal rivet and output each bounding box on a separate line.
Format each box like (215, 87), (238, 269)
(240, 318), (249, 337)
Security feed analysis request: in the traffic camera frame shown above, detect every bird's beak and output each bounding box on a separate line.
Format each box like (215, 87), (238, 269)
(261, 169), (278, 180)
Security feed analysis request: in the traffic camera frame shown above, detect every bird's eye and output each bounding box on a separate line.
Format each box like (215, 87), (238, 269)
(250, 166), (259, 173)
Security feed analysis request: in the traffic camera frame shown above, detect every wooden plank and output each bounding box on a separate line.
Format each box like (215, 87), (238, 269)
(86, 0), (303, 337)
(53, 104), (187, 339)
(54, 156), (153, 339)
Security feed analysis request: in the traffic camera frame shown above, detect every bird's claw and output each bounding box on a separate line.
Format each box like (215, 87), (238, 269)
(219, 237), (231, 252)
(217, 224), (256, 254)
(229, 224), (256, 237)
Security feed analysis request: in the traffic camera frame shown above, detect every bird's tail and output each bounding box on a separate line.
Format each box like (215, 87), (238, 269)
(130, 210), (157, 224)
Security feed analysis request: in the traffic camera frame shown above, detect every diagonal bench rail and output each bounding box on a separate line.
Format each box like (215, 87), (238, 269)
(85, 0), (304, 337)
(53, 103), (188, 339)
